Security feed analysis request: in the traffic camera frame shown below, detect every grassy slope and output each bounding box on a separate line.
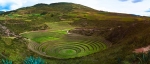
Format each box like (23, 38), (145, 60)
(21, 21), (73, 43)
(0, 2), (150, 64)
(0, 37), (38, 64)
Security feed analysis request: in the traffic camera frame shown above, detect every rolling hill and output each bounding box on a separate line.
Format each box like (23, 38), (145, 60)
(0, 2), (150, 64)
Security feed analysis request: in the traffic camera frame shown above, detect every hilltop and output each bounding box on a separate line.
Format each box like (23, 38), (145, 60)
(0, 2), (150, 64)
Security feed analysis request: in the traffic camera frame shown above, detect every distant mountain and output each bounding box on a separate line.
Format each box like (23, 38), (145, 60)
(0, 11), (5, 14)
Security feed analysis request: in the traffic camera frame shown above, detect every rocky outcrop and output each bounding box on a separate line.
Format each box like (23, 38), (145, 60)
(0, 24), (17, 37)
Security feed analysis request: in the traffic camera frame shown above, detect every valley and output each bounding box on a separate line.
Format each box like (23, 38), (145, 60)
(0, 2), (150, 64)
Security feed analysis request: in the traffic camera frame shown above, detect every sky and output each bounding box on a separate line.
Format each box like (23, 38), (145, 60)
(0, 0), (150, 16)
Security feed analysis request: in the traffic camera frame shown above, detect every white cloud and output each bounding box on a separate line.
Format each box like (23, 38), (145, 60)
(0, 0), (149, 16)
(119, 0), (128, 2)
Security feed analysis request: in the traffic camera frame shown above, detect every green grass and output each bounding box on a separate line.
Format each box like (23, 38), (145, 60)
(21, 21), (107, 59)
(1, 37), (15, 45)
(21, 31), (66, 43)
(60, 49), (77, 55)
(0, 17), (5, 20)
(21, 21), (73, 43)
(32, 36), (59, 43)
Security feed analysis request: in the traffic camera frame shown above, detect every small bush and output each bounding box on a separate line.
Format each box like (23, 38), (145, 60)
(1, 59), (12, 64)
(24, 56), (45, 64)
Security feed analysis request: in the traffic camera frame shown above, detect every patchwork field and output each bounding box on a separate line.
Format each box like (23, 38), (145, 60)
(21, 21), (108, 59)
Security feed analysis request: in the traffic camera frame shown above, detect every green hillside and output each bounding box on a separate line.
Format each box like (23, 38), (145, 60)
(0, 2), (150, 64)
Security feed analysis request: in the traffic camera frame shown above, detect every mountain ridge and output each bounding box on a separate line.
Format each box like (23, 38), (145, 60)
(1, 2), (149, 17)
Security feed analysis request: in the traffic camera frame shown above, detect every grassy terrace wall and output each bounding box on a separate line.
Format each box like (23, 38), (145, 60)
(27, 38), (107, 59)
(22, 30), (108, 59)
(21, 21), (108, 59)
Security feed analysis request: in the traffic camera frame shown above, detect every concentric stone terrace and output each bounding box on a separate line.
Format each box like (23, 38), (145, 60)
(28, 40), (107, 59)
(23, 22), (108, 59)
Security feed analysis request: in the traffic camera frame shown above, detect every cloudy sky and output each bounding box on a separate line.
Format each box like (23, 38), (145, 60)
(0, 0), (150, 16)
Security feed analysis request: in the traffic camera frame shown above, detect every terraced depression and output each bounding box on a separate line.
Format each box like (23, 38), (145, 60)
(21, 21), (108, 59)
